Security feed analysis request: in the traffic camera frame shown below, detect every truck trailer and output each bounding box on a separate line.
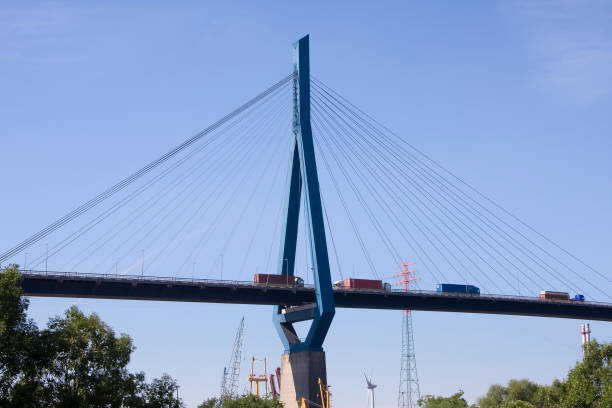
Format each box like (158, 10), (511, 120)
(334, 278), (391, 291)
(539, 290), (569, 301)
(253, 274), (304, 287)
(436, 283), (480, 295)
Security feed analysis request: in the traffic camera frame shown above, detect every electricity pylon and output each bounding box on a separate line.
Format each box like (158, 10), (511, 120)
(394, 262), (420, 408)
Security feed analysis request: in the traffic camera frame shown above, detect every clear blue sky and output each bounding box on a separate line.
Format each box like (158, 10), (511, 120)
(1, 1), (611, 407)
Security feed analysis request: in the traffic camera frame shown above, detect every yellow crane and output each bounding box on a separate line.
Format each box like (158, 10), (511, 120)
(299, 378), (331, 408)
(247, 357), (268, 397)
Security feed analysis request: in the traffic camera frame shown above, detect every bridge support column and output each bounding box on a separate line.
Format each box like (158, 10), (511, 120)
(275, 35), (334, 408)
(280, 351), (327, 408)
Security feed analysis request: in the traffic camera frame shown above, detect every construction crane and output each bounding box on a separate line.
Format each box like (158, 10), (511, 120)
(299, 378), (332, 408)
(219, 317), (245, 401)
(248, 357), (268, 397)
(270, 373), (279, 399)
(219, 367), (227, 400)
(394, 262), (420, 408)
(270, 367), (281, 399)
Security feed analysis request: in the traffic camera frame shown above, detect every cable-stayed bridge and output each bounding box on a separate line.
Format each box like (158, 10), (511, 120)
(2, 35), (611, 406)
(18, 270), (612, 321)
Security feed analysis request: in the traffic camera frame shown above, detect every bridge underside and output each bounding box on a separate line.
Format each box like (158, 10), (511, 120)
(19, 274), (612, 322)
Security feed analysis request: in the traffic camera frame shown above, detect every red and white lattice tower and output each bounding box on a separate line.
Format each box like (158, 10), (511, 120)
(393, 262), (420, 408)
(581, 323), (591, 358)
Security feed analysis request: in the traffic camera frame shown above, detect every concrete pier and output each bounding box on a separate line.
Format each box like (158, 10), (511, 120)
(279, 351), (327, 408)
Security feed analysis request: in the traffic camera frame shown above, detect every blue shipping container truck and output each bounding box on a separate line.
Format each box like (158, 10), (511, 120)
(436, 283), (480, 295)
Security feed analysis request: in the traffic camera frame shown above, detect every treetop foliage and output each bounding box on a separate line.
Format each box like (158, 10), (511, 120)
(0, 265), (184, 407)
(418, 390), (474, 407)
(198, 395), (283, 408)
(423, 341), (611, 408)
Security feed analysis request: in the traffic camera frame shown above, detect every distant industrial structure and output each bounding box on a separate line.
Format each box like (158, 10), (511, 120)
(270, 367), (281, 399)
(248, 357), (269, 397)
(219, 317), (245, 401)
(365, 373), (377, 408)
(581, 323), (591, 358)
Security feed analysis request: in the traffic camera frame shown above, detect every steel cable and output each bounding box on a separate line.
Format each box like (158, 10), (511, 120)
(0, 74), (294, 264)
(312, 76), (610, 294)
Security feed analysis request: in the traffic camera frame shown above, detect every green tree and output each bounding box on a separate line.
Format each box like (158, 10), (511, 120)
(122, 371), (149, 408)
(418, 390), (475, 408)
(535, 378), (563, 408)
(198, 397), (219, 408)
(1, 265), (184, 407)
(477, 342), (611, 408)
(506, 379), (539, 404)
(221, 394), (283, 407)
(40, 307), (185, 407)
(0, 265), (29, 397)
(544, 340), (612, 408)
(40, 306), (135, 407)
(478, 379), (542, 408)
(199, 394), (283, 408)
(501, 401), (536, 408)
(0, 265), (49, 406)
(144, 373), (184, 408)
(478, 384), (505, 408)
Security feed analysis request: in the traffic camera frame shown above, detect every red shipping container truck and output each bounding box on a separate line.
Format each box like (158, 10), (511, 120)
(342, 278), (383, 290)
(539, 290), (569, 301)
(253, 274), (304, 287)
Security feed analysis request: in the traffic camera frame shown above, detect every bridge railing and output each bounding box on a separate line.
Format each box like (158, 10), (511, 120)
(16, 270), (608, 306)
(18, 269), (270, 288)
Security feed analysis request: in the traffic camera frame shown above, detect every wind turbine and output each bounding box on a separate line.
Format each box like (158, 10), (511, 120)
(364, 373), (377, 408)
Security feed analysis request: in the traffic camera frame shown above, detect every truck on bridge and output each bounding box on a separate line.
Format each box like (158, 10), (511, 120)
(334, 278), (392, 291)
(254, 274), (304, 287)
(539, 291), (586, 302)
(436, 283), (480, 295)
(539, 290), (569, 301)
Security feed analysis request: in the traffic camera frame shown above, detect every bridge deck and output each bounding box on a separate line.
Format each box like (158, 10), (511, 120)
(18, 272), (612, 322)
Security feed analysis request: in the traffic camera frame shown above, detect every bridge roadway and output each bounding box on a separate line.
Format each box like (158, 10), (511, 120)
(18, 271), (612, 322)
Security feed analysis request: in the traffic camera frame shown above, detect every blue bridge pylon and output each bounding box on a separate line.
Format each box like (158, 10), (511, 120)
(273, 35), (336, 353)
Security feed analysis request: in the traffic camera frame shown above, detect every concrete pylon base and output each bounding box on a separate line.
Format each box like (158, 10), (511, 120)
(280, 351), (327, 408)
